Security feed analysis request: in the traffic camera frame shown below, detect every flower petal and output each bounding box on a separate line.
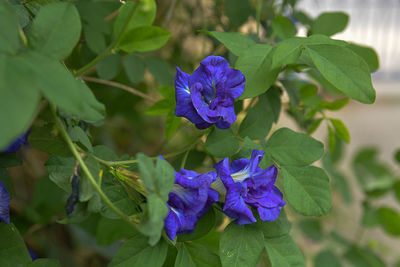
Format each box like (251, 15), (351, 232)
(245, 185), (285, 221)
(164, 207), (197, 241)
(190, 83), (219, 123)
(250, 165), (278, 189)
(223, 182), (256, 225)
(175, 67), (204, 124)
(0, 180), (10, 224)
(216, 68), (245, 101)
(189, 56), (230, 103)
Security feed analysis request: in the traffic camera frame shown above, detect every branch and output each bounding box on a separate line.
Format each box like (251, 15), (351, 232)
(81, 76), (157, 103)
(75, 2), (138, 77)
(50, 104), (137, 228)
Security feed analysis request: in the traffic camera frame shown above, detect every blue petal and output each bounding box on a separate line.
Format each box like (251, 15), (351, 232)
(245, 185), (285, 221)
(189, 56), (230, 103)
(216, 68), (245, 102)
(223, 182), (256, 225)
(1, 131), (29, 154)
(214, 158), (235, 186)
(250, 165), (277, 189)
(164, 207), (197, 241)
(198, 188), (219, 217)
(175, 67), (204, 124)
(190, 82), (219, 123)
(0, 180), (10, 224)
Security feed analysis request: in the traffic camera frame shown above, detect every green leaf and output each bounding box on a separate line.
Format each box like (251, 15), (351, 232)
(239, 87), (281, 140)
(264, 235), (305, 267)
(156, 86), (175, 99)
(0, 54), (40, 150)
(311, 12), (349, 36)
(113, 0), (156, 37)
(27, 258), (62, 267)
(137, 153), (175, 201)
(282, 166), (331, 216)
(23, 52), (82, 114)
(175, 243), (222, 267)
(68, 126), (93, 152)
(298, 218), (323, 241)
(83, 25), (107, 54)
(96, 217), (136, 246)
(28, 2), (81, 60)
(165, 111), (181, 139)
(266, 128), (324, 166)
(29, 124), (72, 157)
(79, 155), (100, 202)
(328, 126), (335, 153)
(205, 128), (240, 158)
(394, 181), (400, 203)
(206, 31), (256, 57)
(138, 193), (168, 245)
(344, 246), (385, 267)
(304, 44), (375, 103)
(271, 15), (296, 39)
(178, 208), (216, 241)
(314, 250), (341, 267)
(145, 57), (173, 86)
(255, 210), (291, 238)
(318, 98), (349, 110)
(233, 137), (263, 160)
(236, 44), (280, 99)
(124, 55), (146, 84)
(97, 54), (121, 80)
(271, 35), (347, 69)
(24, 175), (65, 224)
(0, 0), (20, 54)
(109, 232), (168, 267)
(13, 5), (29, 28)
(308, 118), (323, 134)
(220, 223), (264, 267)
(361, 202), (380, 228)
(76, 81), (106, 123)
(0, 223), (31, 267)
(281, 80), (300, 108)
(101, 184), (139, 219)
(377, 206), (400, 236)
(347, 43), (379, 72)
(224, 0), (252, 27)
(118, 25), (170, 53)
(45, 155), (75, 193)
(146, 99), (172, 115)
(330, 118), (350, 143)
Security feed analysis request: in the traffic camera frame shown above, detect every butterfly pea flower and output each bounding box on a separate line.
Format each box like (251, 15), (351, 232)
(0, 131), (30, 153)
(0, 180), (10, 224)
(214, 149), (285, 225)
(164, 169), (219, 241)
(175, 55), (245, 129)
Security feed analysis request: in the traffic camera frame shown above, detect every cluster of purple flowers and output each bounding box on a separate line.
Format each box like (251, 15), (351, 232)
(175, 56), (245, 129)
(164, 149), (285, 241)
(164, 56), (285, 240)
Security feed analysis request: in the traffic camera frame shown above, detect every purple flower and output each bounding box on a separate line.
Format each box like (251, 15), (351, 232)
(175, 56), (245, 129)
(0, 131), (30, 153)
(164, 169), (219, 241)
(214, 150), (285, 225)
(0, 180), (10, 224)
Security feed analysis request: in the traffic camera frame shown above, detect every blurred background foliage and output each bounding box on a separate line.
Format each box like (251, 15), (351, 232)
(4, 0), (400, 266)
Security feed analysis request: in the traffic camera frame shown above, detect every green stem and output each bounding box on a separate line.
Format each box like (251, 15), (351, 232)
(74, 2), (138, 77)
(50, 104), (136, 227)
(256, 0), (263, 37)
(180, 149), (190, 170)
(95, 135), (203, 167)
